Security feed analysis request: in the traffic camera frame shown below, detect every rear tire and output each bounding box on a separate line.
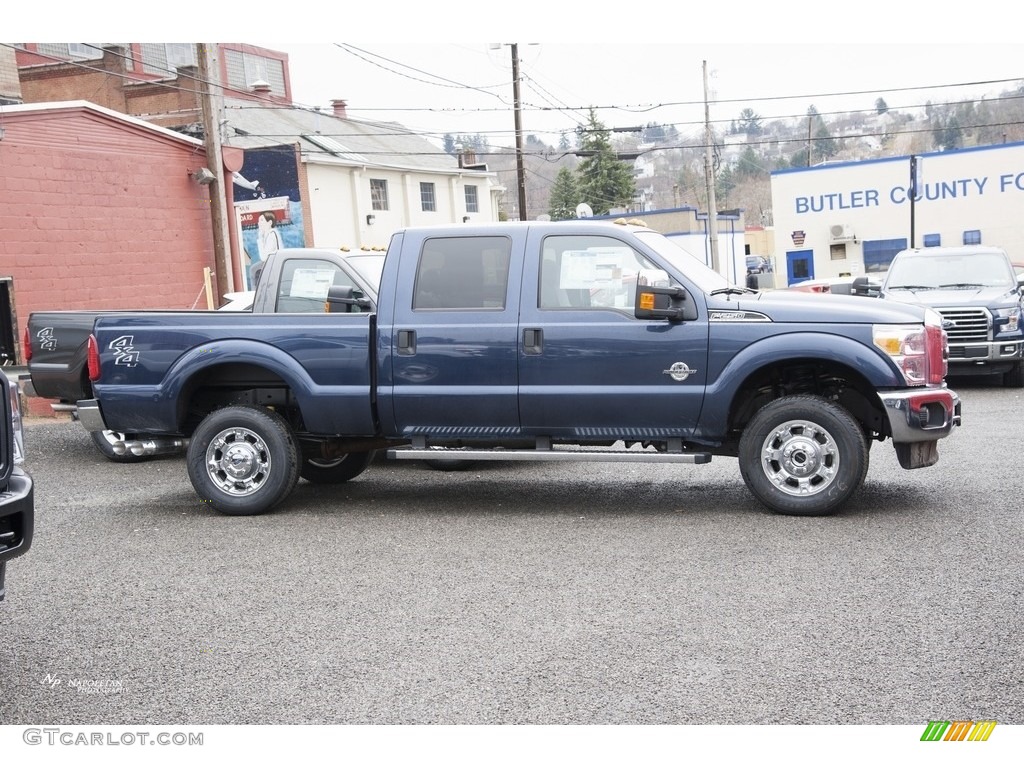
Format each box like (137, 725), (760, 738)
(90, 430), (150, 463)
(300, 451), (375, 484)
(186, 406), (299, 516)
(738, 395), (868, 516)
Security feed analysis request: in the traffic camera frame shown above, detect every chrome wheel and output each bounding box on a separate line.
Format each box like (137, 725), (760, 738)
(205, 426), (271, 497)
(739, 395), (867, 516)
(759, 418), (840, 497)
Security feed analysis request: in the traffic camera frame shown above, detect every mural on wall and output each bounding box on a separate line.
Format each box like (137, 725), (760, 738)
(233, 145), (305, 289)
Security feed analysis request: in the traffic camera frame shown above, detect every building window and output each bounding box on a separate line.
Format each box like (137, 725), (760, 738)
(36, 43), (102, 61)
(830, 243), (847, 261)
(465, 185), (479, 213)
(420, 182), (437, 212)
(370, 179), (389, 211)
(139, 43), (197, 75)
(923, 234), (942, 247)
(224, 49), (286, 96)
(963, 229), (982, 245)
(862, 238), (908, 273)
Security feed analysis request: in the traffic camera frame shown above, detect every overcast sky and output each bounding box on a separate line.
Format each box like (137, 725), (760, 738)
(13, 2), (1023, 151)
(268, 41), (1024, 147)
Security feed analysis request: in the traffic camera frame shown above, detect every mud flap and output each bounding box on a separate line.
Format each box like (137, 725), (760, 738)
(894, 440), (939, 470)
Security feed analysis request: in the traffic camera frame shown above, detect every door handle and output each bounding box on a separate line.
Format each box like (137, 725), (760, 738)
(398, 329), (416, 355)
(523, 328), (543, 355)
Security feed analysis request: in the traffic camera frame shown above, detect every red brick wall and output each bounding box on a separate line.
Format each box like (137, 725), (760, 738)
(0, 105), (217, 338)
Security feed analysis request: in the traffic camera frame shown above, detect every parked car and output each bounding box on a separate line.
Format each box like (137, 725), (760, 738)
(746, 255), (772, 275)
(0, 369), (33, 602)
(857, 245), (1024, 387)
(788, 274), (884, 296)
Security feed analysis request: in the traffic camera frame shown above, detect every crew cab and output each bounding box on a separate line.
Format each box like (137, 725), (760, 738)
(855, 245), (1024, 387)
(74, 220), (960, 517)
(0, 369), (34, 602)
(21, 247), (384, 460)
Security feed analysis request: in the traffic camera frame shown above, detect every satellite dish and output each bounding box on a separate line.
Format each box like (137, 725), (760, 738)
(576, 203), (594, 219)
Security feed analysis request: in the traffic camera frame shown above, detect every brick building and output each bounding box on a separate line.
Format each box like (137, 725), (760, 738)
(14, 43), (290, 129)
(0, 101), (218, 368)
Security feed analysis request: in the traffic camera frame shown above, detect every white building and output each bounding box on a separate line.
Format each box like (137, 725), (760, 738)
(770, 141), (1024, 285)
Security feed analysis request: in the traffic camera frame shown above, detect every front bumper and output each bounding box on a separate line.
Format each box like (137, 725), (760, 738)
(0, 468), (35, 602)
(948, 340), (1023, 371)
(878, 386), (961, 444)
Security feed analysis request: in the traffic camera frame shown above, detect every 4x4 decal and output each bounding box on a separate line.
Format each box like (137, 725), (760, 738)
(108, 336), (139, 367)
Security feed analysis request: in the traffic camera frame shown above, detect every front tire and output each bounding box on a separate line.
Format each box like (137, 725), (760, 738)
(738, 395), (868, 516)
(186, 406), (299, 516)
(1003, 361), (1024, 388)
(300, 451), (375, 484)
(90, 430), (150, 463)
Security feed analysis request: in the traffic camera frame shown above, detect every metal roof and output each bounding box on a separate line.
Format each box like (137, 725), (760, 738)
(221, 98), (487, 177)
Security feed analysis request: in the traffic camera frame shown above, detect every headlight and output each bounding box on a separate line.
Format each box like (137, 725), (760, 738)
(993, 306), (1020, 333)
(873, 319), (947, 386)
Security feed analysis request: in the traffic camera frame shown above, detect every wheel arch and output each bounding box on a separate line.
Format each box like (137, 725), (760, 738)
(700, 334), (902, 444)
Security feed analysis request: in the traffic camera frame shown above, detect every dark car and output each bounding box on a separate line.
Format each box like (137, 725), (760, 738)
(746, 255), (771, 275)
(0, 369), (34, 601)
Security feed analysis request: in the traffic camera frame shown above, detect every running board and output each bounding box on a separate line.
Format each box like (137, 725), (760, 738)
(388, 448), (712, 464)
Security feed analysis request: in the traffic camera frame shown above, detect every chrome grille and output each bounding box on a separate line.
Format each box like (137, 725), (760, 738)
(938, 307), (990, 345)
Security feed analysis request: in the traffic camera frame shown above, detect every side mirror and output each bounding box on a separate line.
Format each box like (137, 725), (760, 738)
(851, 276), (881, 297)
(634, 282), (697, 322)
(325, 285), (372, 313)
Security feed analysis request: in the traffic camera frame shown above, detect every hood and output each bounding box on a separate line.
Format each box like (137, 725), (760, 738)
(721, 289), (928, 324)
(883, 285), (1018, 307)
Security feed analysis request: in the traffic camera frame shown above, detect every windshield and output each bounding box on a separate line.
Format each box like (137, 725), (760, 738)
(635, 231), (731, 293)
(886, 251), (1015, 290)
(344, 254), (386, 291)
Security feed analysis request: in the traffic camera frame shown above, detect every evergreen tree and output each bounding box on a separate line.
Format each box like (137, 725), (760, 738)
(575, 108), (636, 214)
(737, 108), (763, 137)
(548, 167), (581, 221)
(443, 134), (456, 155)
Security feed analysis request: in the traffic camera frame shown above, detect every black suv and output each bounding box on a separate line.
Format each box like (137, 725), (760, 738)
(0, 369), (33, 601)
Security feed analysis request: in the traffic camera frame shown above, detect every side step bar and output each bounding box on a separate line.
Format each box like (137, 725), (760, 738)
(388, 448), (712, 464)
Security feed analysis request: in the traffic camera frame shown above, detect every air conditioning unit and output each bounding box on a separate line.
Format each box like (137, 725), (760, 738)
(830, 224), (856, 243)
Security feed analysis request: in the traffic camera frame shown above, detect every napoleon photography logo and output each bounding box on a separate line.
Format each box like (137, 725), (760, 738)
(921, 720), (997, 742)
(41, 673), (123, 694)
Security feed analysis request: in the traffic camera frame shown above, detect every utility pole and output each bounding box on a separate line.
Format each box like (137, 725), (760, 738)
(511, 44), (528, 222)
(197, 43), (235, 297)
(909, 155), (918, 248)
(702, 60), (720, 274)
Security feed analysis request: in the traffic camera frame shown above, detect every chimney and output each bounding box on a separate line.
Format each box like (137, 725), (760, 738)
(458, 149), (477, 168)
(331, 99), (348, 119)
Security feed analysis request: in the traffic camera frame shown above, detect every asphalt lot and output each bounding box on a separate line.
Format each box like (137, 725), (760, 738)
(1, 377), (1022, 726)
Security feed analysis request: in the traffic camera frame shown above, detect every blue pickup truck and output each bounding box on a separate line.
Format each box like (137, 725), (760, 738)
(75, 220), (961, 517)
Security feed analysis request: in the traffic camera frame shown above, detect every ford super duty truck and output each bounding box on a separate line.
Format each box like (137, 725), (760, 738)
(73, 220), (960, 517)
(0, 369), (34, 602)
(853, 245), (1024, 388)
